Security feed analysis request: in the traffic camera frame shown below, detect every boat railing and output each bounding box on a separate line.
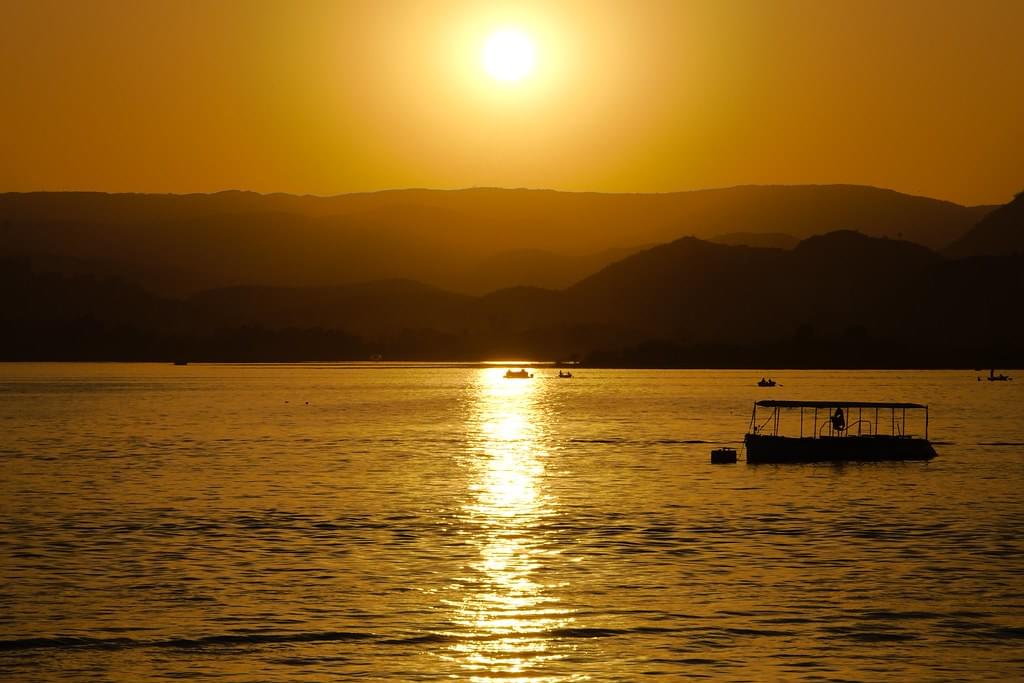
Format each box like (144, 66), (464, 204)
(816, 419), (874, 437)
(847, 418), (873, 436)
(752, 412), (775, 435)
(750, 401), (929, 441)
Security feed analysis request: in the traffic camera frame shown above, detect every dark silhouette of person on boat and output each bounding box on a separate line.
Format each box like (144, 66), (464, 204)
(830, 407), (845, 433)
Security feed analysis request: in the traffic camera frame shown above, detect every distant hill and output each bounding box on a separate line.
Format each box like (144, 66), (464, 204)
(451, 245), (649, 293)
(4, 227), (1021, 365)
(186, 279), (471, 336)
(564, 230), (942, 344)
(0, 185), (991, 296)
(4, 186), (1022, 365)
(945, 190), (1024, 258)
(710, 232), (799, 249)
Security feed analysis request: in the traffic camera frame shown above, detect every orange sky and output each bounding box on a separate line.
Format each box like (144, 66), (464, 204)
(1, 0), (1021, 205)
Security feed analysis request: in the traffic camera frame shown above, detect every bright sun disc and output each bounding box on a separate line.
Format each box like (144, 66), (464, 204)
(483, 29), (536, 82)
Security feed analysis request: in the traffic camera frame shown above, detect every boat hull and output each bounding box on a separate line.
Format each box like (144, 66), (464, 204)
(744, 434), (936, 464)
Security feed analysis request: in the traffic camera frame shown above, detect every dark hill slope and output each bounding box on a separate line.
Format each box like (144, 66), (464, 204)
(566, 231), (941, 344)
(566, 238), (786, 342)
(945, 190), (1024, 258)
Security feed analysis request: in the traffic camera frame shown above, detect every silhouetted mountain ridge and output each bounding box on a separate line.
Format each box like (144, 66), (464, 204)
(0, 185), (992, 296)
(945, 190), (1024, 258)
(557, 231), (939, 345)
(711, 232), (799, 249)
(5, 224), (1020, 365)
(4, 185), (1022, 365)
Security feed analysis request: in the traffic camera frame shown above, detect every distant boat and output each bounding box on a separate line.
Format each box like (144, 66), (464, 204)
(557, 370), (573, 378)
(743, 400), (937, 463)
(173, 360), (188, 366)
(987, 369), (1012, 382)
(504, 369), (533, 379)
(757, 377), (776, 387)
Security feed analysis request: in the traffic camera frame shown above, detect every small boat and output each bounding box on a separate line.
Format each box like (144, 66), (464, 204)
(557, 371), (573, 378)
(757, 377), (776, 387)
(987, 369), (1012, 382)
(504, 369), (533, 379)
(743, 400), (936, 464)
(173, 360), (188, 366)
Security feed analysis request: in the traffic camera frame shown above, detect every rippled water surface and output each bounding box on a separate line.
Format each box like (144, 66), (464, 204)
(1, 364), (1023, 681)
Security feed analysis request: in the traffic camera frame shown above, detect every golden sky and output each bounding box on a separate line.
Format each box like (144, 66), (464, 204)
(1, 0), (1021, 205)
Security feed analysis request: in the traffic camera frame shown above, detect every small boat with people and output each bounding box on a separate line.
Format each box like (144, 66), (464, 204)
(557, 370), (573, 378)
(986, 368), (1012, 382)
(743, 399), (936, 463)
(504, 369), (533, 379)
(757, 377), (776, 387)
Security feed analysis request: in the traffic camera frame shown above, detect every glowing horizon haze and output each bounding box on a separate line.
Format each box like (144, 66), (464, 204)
(0, 0), (1022, 205)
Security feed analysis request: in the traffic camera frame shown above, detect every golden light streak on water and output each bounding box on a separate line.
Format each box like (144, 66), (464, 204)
(445, 369), (581, 682)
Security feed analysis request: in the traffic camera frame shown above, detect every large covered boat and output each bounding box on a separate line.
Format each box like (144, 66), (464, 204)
(744, 400), (936, 464)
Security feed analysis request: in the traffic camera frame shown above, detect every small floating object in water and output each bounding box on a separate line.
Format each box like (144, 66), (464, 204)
(711, 447), (738, 464)
(757, 377), (776, 387)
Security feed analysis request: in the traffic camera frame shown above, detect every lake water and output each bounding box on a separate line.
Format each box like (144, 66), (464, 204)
(1, 364), (1022, 681)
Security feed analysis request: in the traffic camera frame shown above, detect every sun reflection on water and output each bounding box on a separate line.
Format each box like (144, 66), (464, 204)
(444, 368), (581, 682)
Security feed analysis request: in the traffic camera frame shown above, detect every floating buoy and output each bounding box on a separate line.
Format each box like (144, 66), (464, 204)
(711, 447), (738, 464)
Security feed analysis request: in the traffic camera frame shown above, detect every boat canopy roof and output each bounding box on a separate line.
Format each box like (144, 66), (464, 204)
(755, 400), (926, 409)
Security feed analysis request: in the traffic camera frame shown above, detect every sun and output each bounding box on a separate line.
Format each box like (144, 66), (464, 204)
(482, 29), (536, 82)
